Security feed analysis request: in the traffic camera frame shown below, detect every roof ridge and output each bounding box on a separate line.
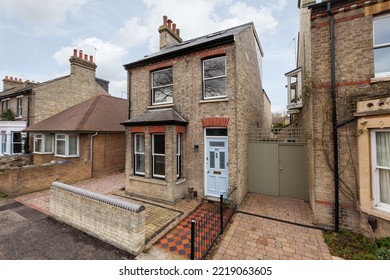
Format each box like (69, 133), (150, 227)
(77, 95), (102, 131)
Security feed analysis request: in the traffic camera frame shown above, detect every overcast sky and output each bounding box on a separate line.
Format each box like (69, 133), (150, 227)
(0, 0), (299, 113)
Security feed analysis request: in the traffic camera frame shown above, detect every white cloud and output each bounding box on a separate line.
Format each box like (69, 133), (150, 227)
(0, 0), (88, 34)
(113, 17), (151, 49)
(53, 37), (128, 96)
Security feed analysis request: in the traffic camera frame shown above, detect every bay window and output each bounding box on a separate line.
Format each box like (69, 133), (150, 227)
(134, 134), (145, 175)
(152, 134), (165, 178)
(55, 134), (79, 157)
(372, 130), (390, 212)
(34, 134), (54, 154)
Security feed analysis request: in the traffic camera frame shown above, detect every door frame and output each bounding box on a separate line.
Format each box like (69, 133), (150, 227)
(204, 128), (229, 197)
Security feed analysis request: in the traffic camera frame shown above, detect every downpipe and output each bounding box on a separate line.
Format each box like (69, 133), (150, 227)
(328, 1), (340, 233)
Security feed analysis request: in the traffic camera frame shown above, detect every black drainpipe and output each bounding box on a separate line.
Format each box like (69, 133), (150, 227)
(327, 1), (340, 232)
(127, 70), (131, 120)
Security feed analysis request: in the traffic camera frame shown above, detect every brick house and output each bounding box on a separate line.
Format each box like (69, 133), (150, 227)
(0, 49), (109, 156)
(287, 0), (390, 237)
(24, 95), (127, 177)
(122, 16), (270, 204)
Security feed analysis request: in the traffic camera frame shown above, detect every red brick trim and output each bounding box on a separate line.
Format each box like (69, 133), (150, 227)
(129, 126), (145, 133)
(176, 126), (185, 133)
(200, 47), (227, 59)
(313, 13), (365, 27)
(201, 117), (229, 128)
(147, 61), (174, 71)
(313, 79), (371, 90)
(149, 126), (166, 133)
(315, 200), (355, 209)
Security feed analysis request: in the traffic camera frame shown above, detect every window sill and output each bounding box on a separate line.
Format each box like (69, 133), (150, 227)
(370, 76), (390, 84)
(147, 103), (174, 110)
(361, 206), (390, 222)
(199, 98), (229, 104)
(128, 175), (167, 186)
(54, 155), (79, 158)
(33, 152), (54, 155)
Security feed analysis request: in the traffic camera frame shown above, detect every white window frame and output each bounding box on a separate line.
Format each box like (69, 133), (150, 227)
(11, 132), (22, 154)
(1, 131), (6, 155)
(151, 68), (173, 105)
(203, 56), (227, 100)
(177, 134), (181, 178)
(1, 99), (10, 112)
(286, 68), (303, 110)
(16, 96), (23, 118)
(373, 14), (390, 78)
(152, 134), (165, 179)
(34, 134), (54, 154)
(55, 133), (79, 157)
(134, 133), (145, 176)
(371, 129), (390, 213)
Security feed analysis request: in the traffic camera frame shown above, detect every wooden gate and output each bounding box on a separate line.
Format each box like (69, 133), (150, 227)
(248, 128), (308, 201)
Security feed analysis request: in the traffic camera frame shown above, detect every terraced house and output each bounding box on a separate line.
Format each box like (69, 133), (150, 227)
(0, 49), (109, 156)
(122, 16), (271, 204)
(286, 0), (390, 237)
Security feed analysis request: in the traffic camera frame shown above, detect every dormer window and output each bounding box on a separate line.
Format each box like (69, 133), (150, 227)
(151, 68), (173, 105)
(285, 68), (302, 112)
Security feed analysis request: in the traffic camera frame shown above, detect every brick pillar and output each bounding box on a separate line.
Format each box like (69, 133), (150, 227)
(144, 128), (152, 179)
(165, 125), (177, 184)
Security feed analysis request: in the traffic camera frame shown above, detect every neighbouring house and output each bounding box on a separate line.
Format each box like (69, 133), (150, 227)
(121, 16), (270, 204)
(23, 95), (127, 178)
(0, 49), (109, 156)
(286, 0), (390, 237)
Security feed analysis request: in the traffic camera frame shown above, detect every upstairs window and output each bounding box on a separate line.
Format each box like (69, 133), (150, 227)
(203, 56), (227, 99)
(1, 99), (10, 112)
(16, 97), (23, 118)
(286, 68), (302, 111)
(373, 14), (390, 78)
(151, 68), (173, 105)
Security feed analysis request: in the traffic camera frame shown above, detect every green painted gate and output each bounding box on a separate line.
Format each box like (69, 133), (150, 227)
(248, 129), (308, 200)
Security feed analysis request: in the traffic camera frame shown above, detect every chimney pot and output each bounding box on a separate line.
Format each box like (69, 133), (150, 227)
(163, 15), (168, 26)
(84, 54), (88, 60)
(10, 76), (13, 80)
(172, 23), (176, 32)
(73, 49), (78, 57)
(19, 78), (22, 82)
(79, 50), (83, 58)
(5, 76), (8, 80)
(167, 19), (172, 29)
(89, 55), (93, 62)
(176, 28), (180, 37)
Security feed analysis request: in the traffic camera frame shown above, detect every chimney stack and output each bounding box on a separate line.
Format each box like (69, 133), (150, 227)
(2, 75), (24, 91)
(69, 48), (97, 78)
(158, 15), (183, 49)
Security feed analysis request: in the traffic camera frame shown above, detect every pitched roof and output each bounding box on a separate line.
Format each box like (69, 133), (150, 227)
(124, 22), (262, 69)
(121, 108), (188, 126)
(24, 95), (127, 133)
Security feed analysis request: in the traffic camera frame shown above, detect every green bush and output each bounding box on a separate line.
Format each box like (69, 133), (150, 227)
(0, 109), (15, 121)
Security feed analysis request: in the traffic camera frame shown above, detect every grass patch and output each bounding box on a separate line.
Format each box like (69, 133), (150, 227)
(0, 192), (7, 200)
(324, 231), (390, 260)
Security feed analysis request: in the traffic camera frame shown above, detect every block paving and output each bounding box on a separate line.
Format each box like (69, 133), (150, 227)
(211, 193), (332, 260)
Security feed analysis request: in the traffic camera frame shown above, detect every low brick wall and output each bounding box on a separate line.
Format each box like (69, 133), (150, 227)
(50, 182), (146, 255)
(0, 160), (91, 196)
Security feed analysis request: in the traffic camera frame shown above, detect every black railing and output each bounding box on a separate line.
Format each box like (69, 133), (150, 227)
(190, 189), (236, 260)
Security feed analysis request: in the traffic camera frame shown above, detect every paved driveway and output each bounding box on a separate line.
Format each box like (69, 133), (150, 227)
(212, 194), (332, 260)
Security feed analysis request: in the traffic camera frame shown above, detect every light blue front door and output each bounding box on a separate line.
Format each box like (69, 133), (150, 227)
(205, 137), (228, 198)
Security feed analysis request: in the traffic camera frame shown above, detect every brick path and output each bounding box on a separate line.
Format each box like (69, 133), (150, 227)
(211, 193), (332, 260)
